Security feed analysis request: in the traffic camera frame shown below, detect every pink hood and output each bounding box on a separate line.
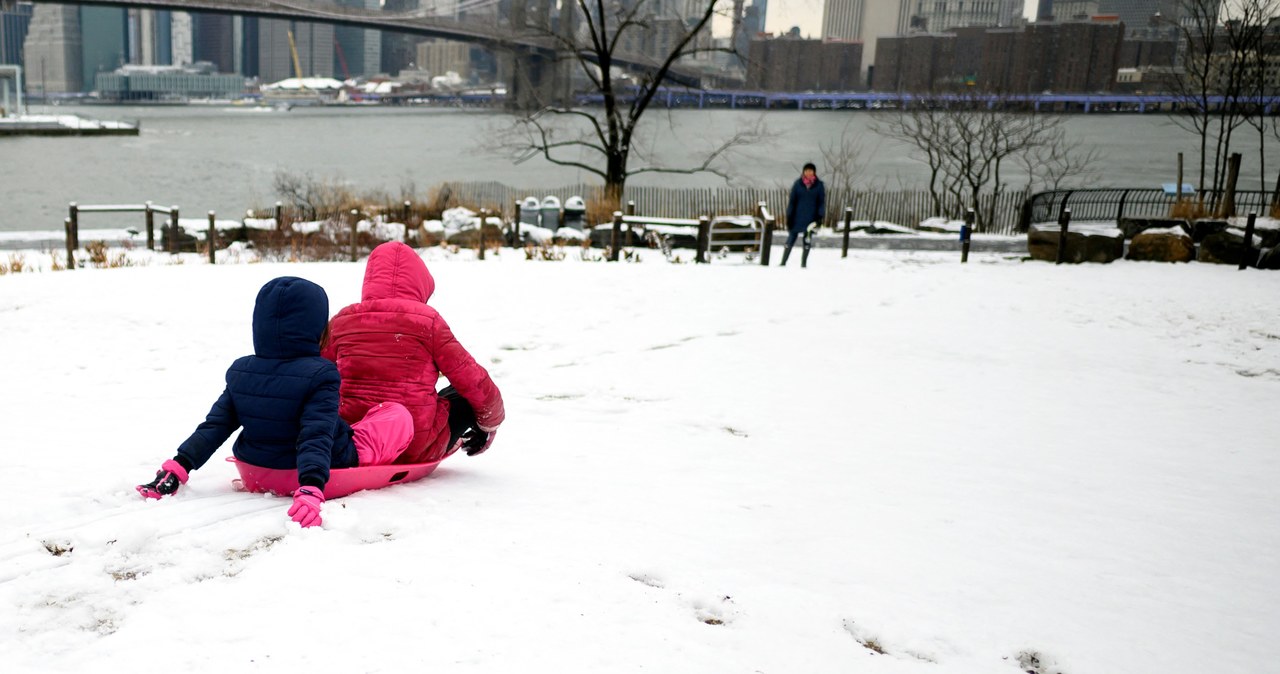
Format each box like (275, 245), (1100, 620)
(361, 242), (435, 303)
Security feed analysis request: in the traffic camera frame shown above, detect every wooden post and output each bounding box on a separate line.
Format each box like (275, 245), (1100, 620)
(169, 206), (180, 254)
(68, 202), (79, 250)
(625, 199), (636, 248)
(207, 211), (217, 265)
(1222, 152), (1242, 218)
(841, 206), (853, 259)
(1240, 212), (1257, 270)
(759, 201), (773, 266)
(144, 201), (155, 251)
(64, 217), (75, 270)
(1176, 152), (1184, 206)
(961, 207), (974, 263)
(696, 215), (710, 264)
(350, 209), (359, 262)
(403, 200), (412, 244)
(1055, 207), (1072, 265)
(275, 201), (284, 232)
(610, 211), (622, 262)
(513, 200), (522, 245)
(478, 208), (487, 261)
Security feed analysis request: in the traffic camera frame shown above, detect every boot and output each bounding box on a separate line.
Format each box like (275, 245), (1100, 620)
(780, 244), (792, 266)
(801, 233), (812, 268)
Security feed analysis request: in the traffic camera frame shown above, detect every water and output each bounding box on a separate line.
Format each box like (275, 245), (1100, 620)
(3, 104), (1277, 233)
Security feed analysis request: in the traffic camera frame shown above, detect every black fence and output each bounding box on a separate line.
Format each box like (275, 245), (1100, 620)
(1022, 188), (1276, 231)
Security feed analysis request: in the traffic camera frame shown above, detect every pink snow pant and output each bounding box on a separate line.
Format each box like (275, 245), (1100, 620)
(352, 402), (413, 466)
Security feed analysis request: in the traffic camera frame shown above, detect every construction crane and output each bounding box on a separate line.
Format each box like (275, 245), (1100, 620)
(287, 30), (306, 85)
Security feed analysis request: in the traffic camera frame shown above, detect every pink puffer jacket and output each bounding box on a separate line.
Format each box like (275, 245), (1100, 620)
(322, 242), (504, 463)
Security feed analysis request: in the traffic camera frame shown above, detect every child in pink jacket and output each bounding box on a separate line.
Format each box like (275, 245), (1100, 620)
(322, 242), (505, 464)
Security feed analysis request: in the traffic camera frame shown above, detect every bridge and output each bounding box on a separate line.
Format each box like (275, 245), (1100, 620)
(26, 0), (705, 108)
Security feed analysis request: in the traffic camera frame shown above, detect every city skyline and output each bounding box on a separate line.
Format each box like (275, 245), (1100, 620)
(742, 0), (1040, 38)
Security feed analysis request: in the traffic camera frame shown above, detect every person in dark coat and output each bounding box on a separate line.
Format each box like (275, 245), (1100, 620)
(783, 162), (826, 266)
(136, 276), (415, 528)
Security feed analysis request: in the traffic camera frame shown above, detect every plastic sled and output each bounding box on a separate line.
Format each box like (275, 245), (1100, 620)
(228, 457), (443, 499)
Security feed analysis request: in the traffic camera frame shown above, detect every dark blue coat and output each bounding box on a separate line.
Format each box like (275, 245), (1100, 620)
(176, 277), (357, 488)
(786, 177), (826, 233)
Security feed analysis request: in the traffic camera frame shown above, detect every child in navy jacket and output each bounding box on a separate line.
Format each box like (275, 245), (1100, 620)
(137, 276), (413, 528)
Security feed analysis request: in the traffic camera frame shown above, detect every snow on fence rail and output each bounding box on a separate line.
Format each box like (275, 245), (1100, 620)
(436, 182), (1029, 236)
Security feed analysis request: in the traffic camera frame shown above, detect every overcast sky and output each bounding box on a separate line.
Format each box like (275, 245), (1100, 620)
(711, 0), (1039, 39)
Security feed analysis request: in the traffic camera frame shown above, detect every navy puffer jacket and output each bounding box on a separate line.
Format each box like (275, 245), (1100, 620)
(786, 177), (826, 233)
(176, 277), (357, 488)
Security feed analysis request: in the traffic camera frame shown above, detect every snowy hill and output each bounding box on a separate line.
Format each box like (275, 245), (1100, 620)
(1, 248), (1277, 673)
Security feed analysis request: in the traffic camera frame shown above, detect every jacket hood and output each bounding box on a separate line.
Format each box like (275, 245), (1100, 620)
(362, 241), (434, 303)
(252, 276), (330, 358)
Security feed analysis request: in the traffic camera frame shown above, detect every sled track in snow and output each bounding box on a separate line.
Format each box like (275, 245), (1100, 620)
(0, 491), (285, 585)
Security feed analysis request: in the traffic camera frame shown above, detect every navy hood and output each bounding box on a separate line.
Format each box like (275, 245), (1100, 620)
(252, 277), (329, 359)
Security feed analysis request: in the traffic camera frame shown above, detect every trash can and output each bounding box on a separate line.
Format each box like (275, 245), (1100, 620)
(540, 196), (562, 231)
(519, 196), (541, 229)
(562, 196), (587, 231)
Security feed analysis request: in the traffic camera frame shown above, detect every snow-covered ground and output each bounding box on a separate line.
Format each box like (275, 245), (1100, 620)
(1, 248), (1277, 673)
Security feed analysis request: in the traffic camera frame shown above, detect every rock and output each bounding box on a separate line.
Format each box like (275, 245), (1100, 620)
(445, 223), (504, 247)
(1187, 219), (1230, 242)
(1027, 225), (1124, 263)
(1256, 247), (1280, 270)
(1197, 229), (1261, 266)
(1126, 229), (1195, 263)
(1117, 217), (1188, 239)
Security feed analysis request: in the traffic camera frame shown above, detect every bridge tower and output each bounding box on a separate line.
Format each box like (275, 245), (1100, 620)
(504, 0), (571, 111)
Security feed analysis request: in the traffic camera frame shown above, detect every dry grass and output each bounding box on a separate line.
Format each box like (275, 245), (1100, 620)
(1169, 198), (1209, 220)
(0, 253), (26, 274)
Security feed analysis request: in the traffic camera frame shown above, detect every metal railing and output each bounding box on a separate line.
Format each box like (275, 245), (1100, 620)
(1022, 188), (1275, 230)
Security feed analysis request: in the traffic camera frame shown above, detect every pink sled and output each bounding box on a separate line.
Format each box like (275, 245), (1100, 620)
(228, 457), (443, 499)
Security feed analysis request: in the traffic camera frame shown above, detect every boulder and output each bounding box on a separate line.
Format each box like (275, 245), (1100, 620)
(1197, 229), (1261, 266)
(1187, 219), (1230, 243)
(1256, 247), (1280, 270)
(445, 223), (504, 247)
(1126, 228), (1195, 263)
(1027, 224), (1124, 263)
(1117, 217), (1188, 239)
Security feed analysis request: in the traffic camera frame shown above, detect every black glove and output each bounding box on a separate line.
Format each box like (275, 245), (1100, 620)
(461, 427), (497, 456)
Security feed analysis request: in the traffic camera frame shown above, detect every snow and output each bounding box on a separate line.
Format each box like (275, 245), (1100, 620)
(0, 114), (135, 130)
(1, 248), (1278, 673)
(1031, 222), (1125, 238)
(261, 77), (345, 91)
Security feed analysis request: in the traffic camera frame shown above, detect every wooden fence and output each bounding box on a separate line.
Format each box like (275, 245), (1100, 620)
(436, 182), (1030, 236)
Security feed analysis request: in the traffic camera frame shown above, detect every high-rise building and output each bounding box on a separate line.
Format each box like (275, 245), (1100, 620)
(171, 12), (192, 66)
(81, 6), (127, 89)
(193, 13), (236, 73)
(1, 1), (33, 66)
(1096, 0), (1182, 36)
(382, 0), (426, 74)
(821, 0), (912, 74)
(906, 0), (1026, 34)
(257, 19), (334, 82)
(22, 3), (81, 93)
(746, 35), (863, 90)
(1052, 0), (1101, 19)
(334, 0), (381, 78)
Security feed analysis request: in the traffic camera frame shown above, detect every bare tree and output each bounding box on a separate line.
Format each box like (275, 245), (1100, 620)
(1170, 0), (1277, 205)
(497, 0), (760, 211)
(1017, 125), (1107, 193)
(874, 96), (1075, 231)
(819, 119), (883, 224)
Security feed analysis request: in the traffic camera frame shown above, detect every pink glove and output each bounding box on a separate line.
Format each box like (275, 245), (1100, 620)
(463, 426), (498, 456)
(137, 459), (189, 499)
(288, 486), (325, 528)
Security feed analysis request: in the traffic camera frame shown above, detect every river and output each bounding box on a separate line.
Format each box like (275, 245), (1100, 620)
(2, 104), (1277, 233)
